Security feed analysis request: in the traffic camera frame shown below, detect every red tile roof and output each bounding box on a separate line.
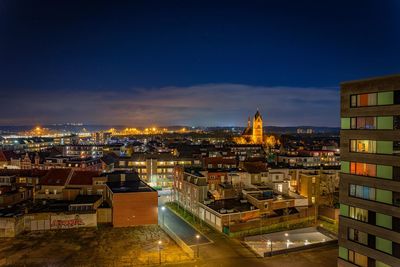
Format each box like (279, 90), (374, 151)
(0, 169), (48, 177)
(204, 157), (237, 165)
(40, 168), (72, 186)
(0, 150), (18, 162)
(242, 162), (268, 173)
(68, 171), (100, 186)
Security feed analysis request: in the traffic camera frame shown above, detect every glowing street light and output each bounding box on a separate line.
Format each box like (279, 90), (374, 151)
(158, 240), (162, 264)
(196, 234), (200, 258)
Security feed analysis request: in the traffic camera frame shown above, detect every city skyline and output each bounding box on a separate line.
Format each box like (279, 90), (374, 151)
(1, 0), (399, 126)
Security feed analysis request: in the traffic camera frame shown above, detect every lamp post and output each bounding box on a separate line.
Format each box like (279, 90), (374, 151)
(286, 239), (290, 255)
(161, 206), (165, 227)
(285, 201), (290, 229)
(267, 240), (273, 257)
(158, 240), (162, 264)
(196, 234), (200, 258)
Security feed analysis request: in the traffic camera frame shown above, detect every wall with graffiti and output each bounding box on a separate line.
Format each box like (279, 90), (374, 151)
(24, 212), (97, 231)
(50, 213), (97, 229)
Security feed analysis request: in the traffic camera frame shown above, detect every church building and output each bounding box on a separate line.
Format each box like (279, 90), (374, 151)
(242, 110), (263, 144)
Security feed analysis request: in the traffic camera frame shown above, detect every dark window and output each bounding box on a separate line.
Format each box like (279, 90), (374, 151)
(368, 210), (376, 225)
(394, 217), (400, 232)
(368, 234), (375, 249)
(395, 116), (400, 130)
(394, 167), (400, 181)
(393, 242), (400, 258)
(394, 192), (400, 207)
(394, 90), (400, 105)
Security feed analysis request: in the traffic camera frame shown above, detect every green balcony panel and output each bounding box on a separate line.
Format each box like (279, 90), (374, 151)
(376, 261), (391, 267)
(377, 141), (393, 154)
(376, 189), (393, 205)
(377, 116), (393, 130)
(338, 246), (348, 260)
(376, 213), (392, 229)
(340, 204), (349, 216)
(341, 118), (350, 129)
(377, 165), (393, 180)
(341, 161), (350, 173)
(376, 237), (392, 254)
(378, 91), (394, 105)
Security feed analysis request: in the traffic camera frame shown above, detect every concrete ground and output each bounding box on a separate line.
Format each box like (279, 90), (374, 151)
(244, 226), (335, 256)
(0, 225), (192, 266)
(168, 243), (339, 267)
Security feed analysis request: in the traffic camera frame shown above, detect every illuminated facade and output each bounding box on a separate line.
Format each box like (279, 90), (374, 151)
(252, 110), (263, 143)
(235, 110), (277, 146)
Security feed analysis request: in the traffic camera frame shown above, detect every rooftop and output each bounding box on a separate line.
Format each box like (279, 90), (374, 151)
(341, 73), (400, 85)
(106, 180), (155, 193)
(71, 194), (102, 204)
(40, 168), (72, 186)
(205, 199), (256, 213)
(68, 170), (100, 185)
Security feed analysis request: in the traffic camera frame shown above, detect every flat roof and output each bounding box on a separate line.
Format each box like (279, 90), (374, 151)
(341, 73), (400, 85)
(71, 194), (102, 204)
(205, 199), (256, 213)
(106, 180), (155, 193)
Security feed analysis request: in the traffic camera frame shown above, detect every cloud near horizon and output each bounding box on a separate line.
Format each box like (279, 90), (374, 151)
(0, 84), (339, 127)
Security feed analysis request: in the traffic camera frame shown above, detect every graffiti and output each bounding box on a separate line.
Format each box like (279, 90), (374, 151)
(51, 215), (85, 229)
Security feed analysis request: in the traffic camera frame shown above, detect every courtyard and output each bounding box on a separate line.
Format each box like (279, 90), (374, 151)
(0, 225), (192, 266)
(244, 227), (337, 257)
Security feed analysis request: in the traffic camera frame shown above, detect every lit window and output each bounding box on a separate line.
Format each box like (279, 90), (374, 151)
(351, 93), (377, 107)
(350, 162), (376, 177)
(348, 250), (368, 267)
(349, 206), (368, 222)
(350, 140), (376, 153)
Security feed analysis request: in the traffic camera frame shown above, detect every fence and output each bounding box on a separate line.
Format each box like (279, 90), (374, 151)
(263, 239), (338, 257)
(228, 216), (315, 238)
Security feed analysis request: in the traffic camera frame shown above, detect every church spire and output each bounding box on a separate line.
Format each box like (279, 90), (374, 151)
(254, 109), (262, 120)
(247, 117), (251, 127)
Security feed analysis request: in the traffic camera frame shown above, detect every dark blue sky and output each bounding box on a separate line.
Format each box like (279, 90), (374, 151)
(0, 0), (399, 126)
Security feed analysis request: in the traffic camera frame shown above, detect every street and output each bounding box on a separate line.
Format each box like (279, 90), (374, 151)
(158, 192), (210, 246)
(158, 194), (338, 267)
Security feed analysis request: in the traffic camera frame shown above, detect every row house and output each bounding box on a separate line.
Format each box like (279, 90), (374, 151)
(173, 167), (208, 214)
(203, 157), (237, 170)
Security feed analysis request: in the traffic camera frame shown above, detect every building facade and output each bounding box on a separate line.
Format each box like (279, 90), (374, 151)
(240, 110), (264, 144)
(338, 75), (400, 267)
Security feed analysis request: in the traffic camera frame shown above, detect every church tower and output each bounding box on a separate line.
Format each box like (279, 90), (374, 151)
(252, 109), (263, 144)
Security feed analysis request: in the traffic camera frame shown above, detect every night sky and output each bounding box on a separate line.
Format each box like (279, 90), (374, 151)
(1, 0), (399, 127)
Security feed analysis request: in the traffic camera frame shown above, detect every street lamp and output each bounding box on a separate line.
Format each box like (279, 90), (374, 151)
(267, 240), (273, 257)
(196, 234), (200, 258)
(158, 240), (162, 264)
(161, 206), (165, 226)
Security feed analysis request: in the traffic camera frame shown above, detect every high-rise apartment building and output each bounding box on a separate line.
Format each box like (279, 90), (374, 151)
(338, 75), (400, 267)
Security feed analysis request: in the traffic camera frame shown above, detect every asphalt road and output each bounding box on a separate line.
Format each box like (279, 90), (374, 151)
(158, 194), (210, 246)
